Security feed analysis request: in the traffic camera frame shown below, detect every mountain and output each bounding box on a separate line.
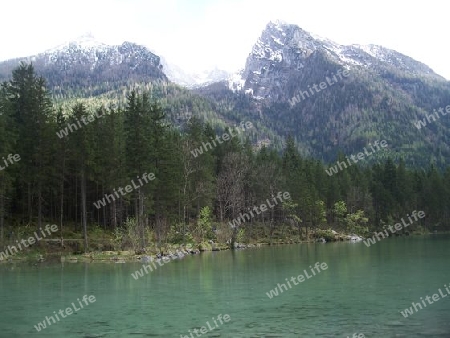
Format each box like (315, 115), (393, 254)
(0, 34), (168, 97)
(161, 57), (230, 88)
(199, 21), (450, 167)
(1, 25), (450, 168)
(229, 21), (444, 101)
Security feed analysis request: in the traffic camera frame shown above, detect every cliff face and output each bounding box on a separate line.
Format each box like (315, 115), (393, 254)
(231, 21), (443, 104)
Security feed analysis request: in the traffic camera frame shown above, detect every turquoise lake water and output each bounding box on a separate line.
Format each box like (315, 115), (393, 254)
(1, 235), (449, 337)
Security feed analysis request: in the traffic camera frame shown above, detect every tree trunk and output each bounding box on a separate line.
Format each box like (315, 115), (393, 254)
(182, 175), (189, 245)
(75, 177), (78, 231)
(139, 188), (145, 250)
(60, 157), (65, 247)
(0, 188), (4, 243)
(102, 186), (107, 229)
(28, 183), (32, 225)
(38, 181), (42, 229)
(112, 200), (117, 230)
(81, 169), (88, 252)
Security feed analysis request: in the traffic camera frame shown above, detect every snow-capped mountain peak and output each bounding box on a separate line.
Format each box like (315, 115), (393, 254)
(47, 33), (107, 54)
(229, 21), (444, 100)
(0, 36), (167, 95)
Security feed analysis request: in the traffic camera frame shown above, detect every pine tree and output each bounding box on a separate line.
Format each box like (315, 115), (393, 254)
(5, 63), (54, 228)
(0, 86), (16, 241)
(69, 103), (93, 251)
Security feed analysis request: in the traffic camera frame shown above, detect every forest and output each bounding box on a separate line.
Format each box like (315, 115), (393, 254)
(0, 63), (448, 253)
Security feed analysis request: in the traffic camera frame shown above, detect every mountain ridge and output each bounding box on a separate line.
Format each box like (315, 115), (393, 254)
(0, 35), (168, 97)
(1, 22), (450, 167)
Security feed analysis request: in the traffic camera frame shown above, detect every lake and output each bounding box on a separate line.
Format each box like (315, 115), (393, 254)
(1, 235), (449, 337)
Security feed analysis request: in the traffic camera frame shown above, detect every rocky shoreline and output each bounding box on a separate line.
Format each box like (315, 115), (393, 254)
(0, 228), (432, 264)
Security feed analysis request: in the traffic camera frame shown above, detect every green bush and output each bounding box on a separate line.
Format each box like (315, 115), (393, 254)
(167, 223), (194, 244)
(315, 229), (335, 242)
(120, 217), (140, 251)
(196, 206), (215, 241)
(237, 228), (245, 243)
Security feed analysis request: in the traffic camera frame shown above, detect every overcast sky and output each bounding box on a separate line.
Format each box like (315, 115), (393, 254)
(1, 0), (448, 79)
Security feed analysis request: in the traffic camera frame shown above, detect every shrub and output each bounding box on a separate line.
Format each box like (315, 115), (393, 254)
(167, 223), (194, 244)
(315, 229), (335, 242)
(196, 206), (214, 241)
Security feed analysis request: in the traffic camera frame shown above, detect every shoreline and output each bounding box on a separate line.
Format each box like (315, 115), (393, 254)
(0, 231), (442, 264)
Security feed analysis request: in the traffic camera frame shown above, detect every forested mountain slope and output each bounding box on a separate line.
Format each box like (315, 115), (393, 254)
(201, 21), (450, 167)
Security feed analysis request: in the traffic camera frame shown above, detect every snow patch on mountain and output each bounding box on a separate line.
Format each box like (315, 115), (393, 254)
(353, 44), (388, 60)
(228, 70), (246, 91)
(46, 33), (107, 54)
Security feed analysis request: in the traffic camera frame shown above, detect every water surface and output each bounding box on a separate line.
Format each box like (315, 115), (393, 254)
(1, 235), (449, 337)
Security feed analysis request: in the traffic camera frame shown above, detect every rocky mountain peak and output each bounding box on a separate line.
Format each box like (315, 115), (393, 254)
(0, 37), (167, 96)
(232, 21), (444, 101)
